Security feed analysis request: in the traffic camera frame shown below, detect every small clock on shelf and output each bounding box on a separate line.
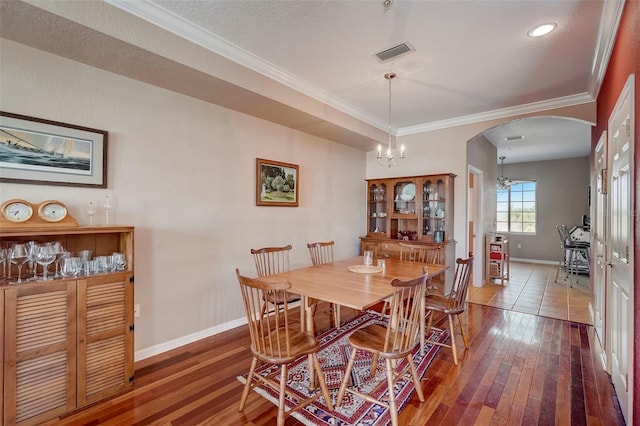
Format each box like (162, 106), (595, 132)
(0, 199), (78, 228)
(1, 199), (33, 223)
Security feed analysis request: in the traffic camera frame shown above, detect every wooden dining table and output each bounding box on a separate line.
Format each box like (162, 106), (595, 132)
(260, 255), (448, 355)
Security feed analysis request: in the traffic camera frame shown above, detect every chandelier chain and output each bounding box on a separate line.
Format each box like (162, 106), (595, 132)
(377, 72), (404, 167)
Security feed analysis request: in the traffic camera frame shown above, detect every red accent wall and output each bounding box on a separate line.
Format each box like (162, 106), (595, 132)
(591, 0), (640, 421)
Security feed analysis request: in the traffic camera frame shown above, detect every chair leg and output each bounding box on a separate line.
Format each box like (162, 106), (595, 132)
(386, 358), (399, 426)
(407, 353), (425, 402)
(311, 353), (334, 410)
(239, 357), (258, 411)
(370, 353), (379, 378)
(447, 314), (458, 365)
(457, 313), (469, 349)
(425, 310), (434, 337)
(336, 347), (358, 406)
(277, 364), (288, 426)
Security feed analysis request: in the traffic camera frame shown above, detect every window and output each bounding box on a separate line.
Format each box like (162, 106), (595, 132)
(496, 181), (536, 233)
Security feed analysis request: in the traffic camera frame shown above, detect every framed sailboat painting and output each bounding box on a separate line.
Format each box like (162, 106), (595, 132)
(0, 111), (108, 188)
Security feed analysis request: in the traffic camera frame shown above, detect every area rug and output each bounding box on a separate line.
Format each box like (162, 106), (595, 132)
(237, 311), (449, 425)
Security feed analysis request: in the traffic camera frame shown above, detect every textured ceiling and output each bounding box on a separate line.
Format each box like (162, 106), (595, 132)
(1, 0), (624, 163)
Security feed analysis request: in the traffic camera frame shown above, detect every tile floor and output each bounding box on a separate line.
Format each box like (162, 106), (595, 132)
(468, 260), (592, 324)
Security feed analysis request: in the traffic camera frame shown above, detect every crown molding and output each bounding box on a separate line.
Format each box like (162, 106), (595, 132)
(396, 92), (595, 136)
(587, 0), (625, 99)
(105, 0), (385, 130)
(106, 0), (607, 139)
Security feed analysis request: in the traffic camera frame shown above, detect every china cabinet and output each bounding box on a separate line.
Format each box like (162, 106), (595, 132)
(1, 226), (134, 426)
(361, 173), (456, 292)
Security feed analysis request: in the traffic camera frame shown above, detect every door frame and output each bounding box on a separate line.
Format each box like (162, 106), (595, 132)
(467, 164), (484, 287)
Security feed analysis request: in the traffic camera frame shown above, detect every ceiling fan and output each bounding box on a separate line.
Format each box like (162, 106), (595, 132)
(497, 156), (514, 190)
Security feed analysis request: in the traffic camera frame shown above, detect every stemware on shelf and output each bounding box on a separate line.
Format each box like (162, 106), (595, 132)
(52, 242), (68, 278)
(9, 243), (29, 283)
(35, 244), (56, 281)
(26, 240), (38, 280)
(60, 257), (80, 277)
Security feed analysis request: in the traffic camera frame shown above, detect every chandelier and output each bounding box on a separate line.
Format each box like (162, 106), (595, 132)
(497, 156), (513, 189)
(377, 72), (405, 167)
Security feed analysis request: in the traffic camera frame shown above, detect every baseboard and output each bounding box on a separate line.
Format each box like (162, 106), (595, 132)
(134, 301), (304, 362)
(509, 258), (557, 265)
(134, 316), (248, 361)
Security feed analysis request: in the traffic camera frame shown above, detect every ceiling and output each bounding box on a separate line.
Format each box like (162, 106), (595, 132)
(1, 0), (624, 163)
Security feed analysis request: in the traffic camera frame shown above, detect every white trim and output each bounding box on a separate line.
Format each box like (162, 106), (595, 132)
(396, 93), (594, 136)
(134, 316), (247, 362)
(467, 165), (484, 287)
(588, 0), (626, 98)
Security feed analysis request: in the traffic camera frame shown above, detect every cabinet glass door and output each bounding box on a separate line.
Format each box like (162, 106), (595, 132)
(368, 183), (387, 235)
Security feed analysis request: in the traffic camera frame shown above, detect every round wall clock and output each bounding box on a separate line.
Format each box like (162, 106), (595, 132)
(1, 199), (34, 223)
(38, 200), (69, 222)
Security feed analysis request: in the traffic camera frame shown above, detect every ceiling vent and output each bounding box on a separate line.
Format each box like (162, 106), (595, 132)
(374, 42), (415, 62)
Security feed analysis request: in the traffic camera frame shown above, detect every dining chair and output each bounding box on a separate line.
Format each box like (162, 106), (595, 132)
(306, 241), (342, 328)
(379, 242), (442, 316)
(424, 256), (474, 365)
(235, 269), (334, 426)
(251, 245), (304, 329)
(398, 242), (443, 264)
(336, 273), (427, 426)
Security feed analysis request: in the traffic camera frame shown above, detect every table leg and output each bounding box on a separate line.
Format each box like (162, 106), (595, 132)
(304, 296), (318, 389)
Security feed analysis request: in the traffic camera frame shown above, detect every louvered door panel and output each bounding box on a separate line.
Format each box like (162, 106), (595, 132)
(4, 281), (76, 426)
(77, 273), (133, 405)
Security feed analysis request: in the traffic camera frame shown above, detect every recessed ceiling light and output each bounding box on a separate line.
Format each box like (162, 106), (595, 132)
(505, 135), (525, 141)
(527, 22), (557, 38)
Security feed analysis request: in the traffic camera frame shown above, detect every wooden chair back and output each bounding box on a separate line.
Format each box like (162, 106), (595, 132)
(236, 269), (295, 361)
(445, 256), (474, 313)
(384, 273), (428, 357)
(251, 245), (292, 277)
(398, 242), (443, 264)
(307, 241), (334, 265)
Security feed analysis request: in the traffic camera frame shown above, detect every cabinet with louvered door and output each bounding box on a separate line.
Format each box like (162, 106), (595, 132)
(3, 281), (77, 426)
(76, 272), (134, 405)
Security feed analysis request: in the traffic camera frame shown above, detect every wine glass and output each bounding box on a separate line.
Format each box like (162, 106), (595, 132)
(10, 243), (29, 283)
(26, 240), (38, 280)
(51, 241), (68, 278)
(35, 244), (56, 281)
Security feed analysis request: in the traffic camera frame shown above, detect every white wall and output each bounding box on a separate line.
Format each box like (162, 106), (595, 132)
(0, 40), (366, 358)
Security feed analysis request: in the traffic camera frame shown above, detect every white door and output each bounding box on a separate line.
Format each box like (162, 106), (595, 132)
(592, 131), (607, 362)
(607, 74), (634, 425)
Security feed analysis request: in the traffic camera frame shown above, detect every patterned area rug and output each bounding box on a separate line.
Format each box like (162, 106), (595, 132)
(237, 312), (449, 425)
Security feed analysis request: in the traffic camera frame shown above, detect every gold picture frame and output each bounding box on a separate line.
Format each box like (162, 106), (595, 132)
(256, 158), (299, 207)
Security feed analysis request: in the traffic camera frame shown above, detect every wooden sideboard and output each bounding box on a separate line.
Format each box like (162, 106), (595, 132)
(1, 226), (134, 426)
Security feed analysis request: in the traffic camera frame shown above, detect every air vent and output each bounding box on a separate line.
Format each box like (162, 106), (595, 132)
(374, 42), (415, 62)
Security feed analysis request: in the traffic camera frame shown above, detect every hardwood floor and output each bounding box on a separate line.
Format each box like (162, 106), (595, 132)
(43, 302), (624, 426)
